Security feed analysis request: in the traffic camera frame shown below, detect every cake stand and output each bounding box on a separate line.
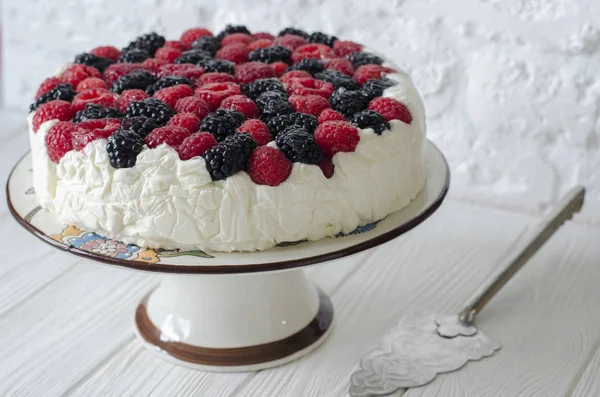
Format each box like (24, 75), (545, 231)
(6, 140), (449, 372)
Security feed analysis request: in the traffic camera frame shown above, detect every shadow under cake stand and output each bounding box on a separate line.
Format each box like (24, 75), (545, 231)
(7, 140), (449, 372)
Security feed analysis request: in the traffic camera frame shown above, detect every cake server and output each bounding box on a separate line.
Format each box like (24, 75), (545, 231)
(349, 186), (586, 397)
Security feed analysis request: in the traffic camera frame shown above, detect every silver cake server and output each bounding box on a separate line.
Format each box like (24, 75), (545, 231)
(349, 186), (586, 397)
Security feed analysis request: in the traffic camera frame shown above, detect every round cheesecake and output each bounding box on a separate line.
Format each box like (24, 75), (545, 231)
(28, 26), (427, 252)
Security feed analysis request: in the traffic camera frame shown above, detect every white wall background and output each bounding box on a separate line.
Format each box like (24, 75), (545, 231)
(3, 0), (600, 219)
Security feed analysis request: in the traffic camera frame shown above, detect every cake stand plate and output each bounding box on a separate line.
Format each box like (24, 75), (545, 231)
(7, 140), (449, 371)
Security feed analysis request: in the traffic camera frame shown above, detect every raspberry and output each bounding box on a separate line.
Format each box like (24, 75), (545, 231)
(315, 69), (359, 91)
(318, 158), (334, 178)
(45, 121), (76, 163)
(278, 28), (309, 40)
(368, 97), (412, 124)
(115, 89), (149, 112)
(248, 146), (292, 186)
(74, 53), (113, 73)
(30, 83), (76, 111)
(73, 103), (123, 123)
(323, 57), (355, 76)
(220, 95), (259, 118)
(177, 132), (218, 160)
(285, 58), (324, 75)
(252, 32), (275, 41)
(309, 32), (338, 48)
(291, 44), (334, 63)
(248, 39), (274, 52)
(353, 64), (396, 86)
(72, 89), (116, 112)
(275, 128), (322, 164)
(190, 36), (220, 56)
(274, 34), (307, 51)
(153, 84), (194, 109)
(235, 62), (275, 84)
(90, 46), (121, 61)
(216, 44), (249, 64)
(221, 33), (253, 47)
(197, 72), (236, 85)
(146, 76), (193, 95)
(349, 110), (390, 134)
(318, 108), (345, 123)
(141, 58), (168, 73)
(236, 119), (272, 146)
(106, 128), (144, 168)
(103, 63), (144, 86)
(288, 95), (331, 117)
(61, 64), (101, 88)
(145, 125), (191, 148)
(164, 40), (188, 51)
(72, 118), (120, 151)
(287, 77), (334, 98)
(198, 59), (236, 75)
(200, 109), (245, 142)
(314, 121), (360, 157)
(361, 77), (397, 100)
(248, 46), (291, 64)
(111, 70), (157, 94)
(174, 96), (211, 119)
(348, 52), (384, 68)
(280, 70), (312, 84)
(329, 87), (369, 118)
(126, 98), (174, 125)
(195, 82), (241, 110)
(33, 100), (74, 132)
(76, 77), (108, 92)
(36, 77), (61, 99)
(157, 63), (204, 80)
(175, 49), (212, 65)
(180, 28), (213, 47)
(333, 41), (363, 57)
(270, 62), (288, 77)
(155, 46), (183, 63)
(167, 112), (200, 134)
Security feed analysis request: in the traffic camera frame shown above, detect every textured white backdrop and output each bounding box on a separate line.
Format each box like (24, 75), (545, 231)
(3, 0), (600, 218)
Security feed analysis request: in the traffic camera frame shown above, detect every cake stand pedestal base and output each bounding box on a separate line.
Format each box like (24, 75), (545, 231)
(134, 269), (334, 371)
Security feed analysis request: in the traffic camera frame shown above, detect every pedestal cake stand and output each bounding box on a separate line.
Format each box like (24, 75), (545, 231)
(7, 141), (449, 372)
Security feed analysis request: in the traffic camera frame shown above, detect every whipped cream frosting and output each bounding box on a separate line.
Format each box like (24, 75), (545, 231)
(29, 61), (427, 252)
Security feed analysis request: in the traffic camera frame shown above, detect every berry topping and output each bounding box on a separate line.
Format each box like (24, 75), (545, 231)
(278, 28), (309, 40)
(195, 81), (242, 110)
(175, 49), (212, 65)
(252, 32), (275, 41)
(72, 89), (116, 112)
(216, 44), (250, 64)
(168, 112), (200, 134)
(90, 46), (121, 62)
(242, 78), (286, 100)
(248, 46), (292, 64)
(235, 62), (275, 84)
(111, 70), (157, 94)
(314, 121), (360, 157)
(190, 36), (220, 56)
(333, 40), (363, 57)
(323, 57), (355, 76)
(118, 48), (151, 63)
(329, 87), (369, 118)
(177, 132), (218, 160)
(318, 158), (335, 178)
(315, 69), (359, 90)
(61, 64), (101, 89)
(275, 127), (323, 164)
(102, 63), (144, 86)
(353, 64), (396, 86)
(291, 44), (335, 63)
(199, 59), (236, 75)
(115, 89), (149, 113)
(236, 119), (273, 146)
(106, 128), (145, 168)
(288, 94), (330, 117)
(46, 121), (76, 163)
(368, 97), (412, 124)
(146, 75), (193, 95)
(126, 98), (174, 125)
(220, 95), (259, 119)
(221, 33), (254, 47)
(32, 100), (74, 132)
(72, 118), (121, 151)
(145, 125), (191, 148)
(259, 98), (294, 121)
(153, 84), (194, 109)
(285, 58), (324, 75)
(35, 77), (62, 99)
(200, 109), (245, 142)
(318, 108), (345, 123)
(286, 77), (334, 98)
(76, 77), (108, 92)
(267, 112), (318, 137)
(120, 116), (160, 138)
(280, 70), (312, 84)
(216, 25), (252, 41)
(349, 110), (390, 134)
(30, 83), (76, 112)
(198, 72), (236, 85)
(274, 34), (308, 51)
(248, 39), (274, 52)
(348, 52), (384, 68)
(123, 32), (166, 57)
(361, 77), (397, 100)
(74, 53), (113, 72)
(308, 32), (338, 48)
(73, 103), (124, 123)
(248, 146), (292, 186)
(157, 63), (204, 80)
(181, 28), (213, 47)
(174, 96), (211, 119)
(155, 46), (183, 63)
(270, 61), (289, 77)
(203, 133), (255, 180)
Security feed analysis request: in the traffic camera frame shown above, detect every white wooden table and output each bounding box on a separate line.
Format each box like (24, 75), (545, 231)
(1, 110), (599, 397)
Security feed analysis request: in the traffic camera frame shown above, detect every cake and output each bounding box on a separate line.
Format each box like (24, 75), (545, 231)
(27, 25), (427, 252)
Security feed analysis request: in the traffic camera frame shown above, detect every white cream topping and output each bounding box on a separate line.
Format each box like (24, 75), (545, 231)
(30, 67), (427, 252)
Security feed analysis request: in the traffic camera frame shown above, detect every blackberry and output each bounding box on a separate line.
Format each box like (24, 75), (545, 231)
(146, 75), (193, 95)
(348, 52), (384, 68)
(285, 58), (324, 76)
(118, 48), (151, 63)
(74, 53), (113, 72)
(197, 59), (235, 75)
(123, 32), (166, 56)
(267, 113), (318, 137)
(126, 98), (174, 125)
(329, 88), (370, 118)
(309, 32), (338, 48)
(111, 70), (157, 94)
(277, 27), (309, 39)
(314, 69), (359, 91)
(29, 83), (76, 111)
(120, 116), (160, 138)
(175, 49), (212, 65)
(361, 77), (397, 100)
(190, 36), (220, 56)
(73, 103), (124, 123)
(200, 109), (245, 142)
(106, 128), (145, 169)
(203, 137), (251, 181)
(223, 132), (257, 159)
(248, 46), (291, 64)
(275, 127), (323, 164)
(242, 78), (286, 100)
(255, 91), (289, 110)
(216, 24), (252, 41)
(349, 110), (390, 135)
(259, 99), (294, 121)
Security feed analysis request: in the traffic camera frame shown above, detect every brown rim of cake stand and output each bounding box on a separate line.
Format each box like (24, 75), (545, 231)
(6, 142), (450, 275)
